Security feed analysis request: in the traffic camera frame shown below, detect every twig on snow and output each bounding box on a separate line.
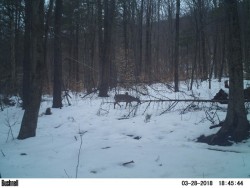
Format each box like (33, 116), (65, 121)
(1, 149), (5, 157)
(64, 169), (70, 178)
(122, 160), (134, 166)
(4, 111), (18, 142)
(75, 131), (87, 178)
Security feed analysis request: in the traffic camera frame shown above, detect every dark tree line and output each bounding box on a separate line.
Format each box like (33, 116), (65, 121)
(1, 0), (250, 95)
(0, 0), (249, 141)
(0, 0), (249, 95)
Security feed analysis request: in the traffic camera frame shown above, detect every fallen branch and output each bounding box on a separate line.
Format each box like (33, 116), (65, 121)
(75, 131), (87, 178)
(126, 103), (140, 117)
(140, 99), (250, 103)
(117, 117), (130, 120)
(1, 149), (5, 157)
(101, 146), (111, 149)
(207, 148), (241, 153)
(5, 111), (18, 142)
(160, 101), (178, 115)
(205, 110), (216, 125)
(80, 89), (98, 99)
(105, 99), (250, 104)
(142, 101), (151, 115)
(209, 122), (223, 129)
(54, 124), (63, 129)
(64, 169), (70, 178)
(122, 160), (134, 166)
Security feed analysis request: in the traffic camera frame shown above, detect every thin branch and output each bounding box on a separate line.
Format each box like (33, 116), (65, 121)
(122, 160), (134, 166)
(80, 89), (98, 99)
(75, 135), (83, 178)
(142, 101), (151, 115)
(64, 169), (70, 178)
(140, 99), (249, 103)
(207, 148), (241, 153)
(126, 103), (140, 117)
(104, 99), (250, 104)
(5, 111), (17, 142)
(180, 101), (197, 114)
(205, 110), (216, 125)
(209, 122), (223, 129)
(1, 149), (5, 157)
(75, 131), (87, 178)
(160, 101), (178, 115)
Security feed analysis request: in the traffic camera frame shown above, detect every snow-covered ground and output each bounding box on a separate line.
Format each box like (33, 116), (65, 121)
(1, 79), (250, 178)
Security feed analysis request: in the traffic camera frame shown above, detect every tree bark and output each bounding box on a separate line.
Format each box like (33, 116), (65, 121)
(174, 0), (180, 92)
(75, 0), (80, 83)
(52, 0), (63, 108)
(22, 0), (31, 110)
(10, 7), (16, 93)
(136, 0), (144, 78)
(44, 0), (54, 92)
(18, 0), (45, 139)
(167, 0), (174, 78)
(145, 0), (152, 81)
(198, 0), (207, 80)
(243, 0), (250, 74)
(84, 0), (96, 94)
(98, 0), (115, 97)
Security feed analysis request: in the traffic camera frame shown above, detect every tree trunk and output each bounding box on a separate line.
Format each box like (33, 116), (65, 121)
(44, 0), (54, 93)
(155, 0), (161, 79)
(123, 1), (128, 64)
(136, 0), (144, 78)
(212, 0), (249, 144)
(84, 0), (96, 94)
(98, 0), (115, 97)
(145, 0), (152, 82)
(174, 0), (180, 92)
(243, 0), (250, 74)
(52, 0), (63, 108)
(97, 0), (106, 97)
(218, 30), (226, 82)
(22, 0), (31, 110)
(190, 9), (199, 91)
(198, 0), (207, 80)
(167, 0), (174, 79)
(75, 0), (80, 83)
(10, 9), (16, 93)
(18, 0), (45, 139)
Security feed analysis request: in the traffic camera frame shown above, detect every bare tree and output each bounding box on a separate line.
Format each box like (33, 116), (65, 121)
(145, 0), (152, 81)
(52, 0), (63, 108)
(98, 0), (116, 97)
(137, 0), (144, 78)
(44, 0), (54, 92)
(174, 0), (180, 92)
(83, 0), (96, 93)
(202, 0), (249, 145)
(18, 0), (45, 139)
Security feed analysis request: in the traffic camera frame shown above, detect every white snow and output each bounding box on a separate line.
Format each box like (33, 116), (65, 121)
(1, 79), (250, 178)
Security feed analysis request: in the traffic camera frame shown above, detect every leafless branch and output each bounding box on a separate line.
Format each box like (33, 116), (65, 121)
(159, 101), (178, 115)
(142, 101), (151, 115)
(75, 131), (87, 178)
(4, 111), (18, 142)
(1, 149), (5, 157)
(64, 169), (70, 178)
